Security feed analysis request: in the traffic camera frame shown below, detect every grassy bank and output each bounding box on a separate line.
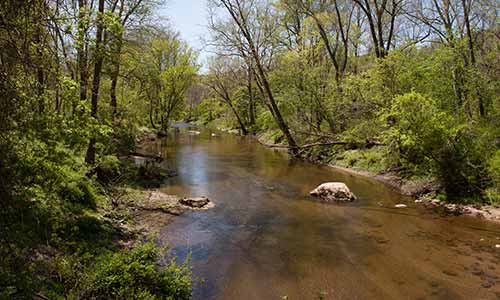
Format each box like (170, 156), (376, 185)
(0, 128), (192, 299)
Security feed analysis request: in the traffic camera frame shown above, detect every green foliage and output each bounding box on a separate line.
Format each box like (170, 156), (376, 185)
(135, 32), (198, 131)
(485, 150), (500, 204)
(382, 92), (490, 200)
(57, 242), (192, 300)
(334, 147), (389, 173)
(108, 123), (137, 155)
(256, 110), (277, 131)
(196, 97), (222, 125)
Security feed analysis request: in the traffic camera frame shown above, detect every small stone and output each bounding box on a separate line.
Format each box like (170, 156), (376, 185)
(211, 133), (217, 137)
(179, 196), (210, 208)
(443, 270), (458, 277)
(395, 204), (407, 208)
(375, 237), (389, 244)
(480, 238), (485, 242)
(495, 244), (500, 249)
(414, 199), (423, 203)
(472, 269), (484, 276)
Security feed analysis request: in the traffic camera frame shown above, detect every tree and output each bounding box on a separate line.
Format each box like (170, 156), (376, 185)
(209, 0), (299, 153)
(138, 30), (197, 132)
(353, 0), (403, 58)
(108, 0), (152, 118)
(85, 0), (106, 165)
(295, 0), (354, 83)
(407, 0), (488, 118)
(205, 57), (249, 135)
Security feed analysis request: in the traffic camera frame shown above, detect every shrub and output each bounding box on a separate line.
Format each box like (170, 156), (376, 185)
(97, 155), (122, 183)
(73, 242), (192, 300)
(383, 92), (489, 200)
(485, 150), (500, 204)
(108, 124), (137, 155)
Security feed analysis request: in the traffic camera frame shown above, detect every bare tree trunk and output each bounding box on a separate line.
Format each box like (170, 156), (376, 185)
(253, 55), (298, 151)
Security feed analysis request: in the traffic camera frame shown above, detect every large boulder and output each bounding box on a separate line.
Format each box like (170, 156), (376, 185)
(309, 182), (357, 202)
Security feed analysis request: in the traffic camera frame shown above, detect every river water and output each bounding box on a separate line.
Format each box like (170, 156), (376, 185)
(149, 127), (500, 299)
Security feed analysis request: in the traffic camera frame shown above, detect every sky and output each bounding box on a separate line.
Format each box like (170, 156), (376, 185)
(160, 0), (211, 70)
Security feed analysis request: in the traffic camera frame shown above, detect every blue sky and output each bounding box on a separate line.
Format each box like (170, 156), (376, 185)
(161, 0), (210, 69)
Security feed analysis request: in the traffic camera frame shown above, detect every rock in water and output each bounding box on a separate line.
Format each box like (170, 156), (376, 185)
(395, 204), (407, 208)
(179, 196), (210, 208)
(309, 182), (356, 202)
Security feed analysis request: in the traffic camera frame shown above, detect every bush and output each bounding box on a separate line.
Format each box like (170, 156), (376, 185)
(383, 92), (489, 200)
(108, 124), (137, 155)
(96, 155), (122, 183)
(485, 150), (500, 204)
(72, 242), (192, 300)
(57, 171), (98, 208)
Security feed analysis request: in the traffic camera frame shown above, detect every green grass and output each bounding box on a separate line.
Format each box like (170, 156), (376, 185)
(332, 147), (389, 173)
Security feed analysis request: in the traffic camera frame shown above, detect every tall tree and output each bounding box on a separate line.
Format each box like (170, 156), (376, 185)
(205, 57), (249, 135)
(85, 0), (106, 164)
(353, 0), (403, 58)
(77, 0), (89, 110)
(296, 0), (354, 83)
(210, 0), (299, 153)
(108, 0), (149, 118)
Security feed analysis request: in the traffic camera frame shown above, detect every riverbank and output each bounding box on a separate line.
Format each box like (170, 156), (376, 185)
(250, 131), (500, 224)
(329, 165), (500, 224)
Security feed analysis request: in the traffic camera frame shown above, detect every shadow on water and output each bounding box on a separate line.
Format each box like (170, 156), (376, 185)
(146, 125), (500, 300)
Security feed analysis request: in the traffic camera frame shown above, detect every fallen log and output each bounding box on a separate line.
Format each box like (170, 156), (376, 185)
(300, 140), (385, 149)
(258, 140), (385, 150)
(128, 152), (163, 162)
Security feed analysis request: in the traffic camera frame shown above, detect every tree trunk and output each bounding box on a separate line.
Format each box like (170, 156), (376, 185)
(247, 67), (255, 128)
(228, 101), (248, 135)
(110, 39), (123, 118)
(34, 9), (45, 113)
(221, 1), (298, 154)
(85, 0), (106, 165)
(254, 56), (298, 152)
(77, 0), (88, 111)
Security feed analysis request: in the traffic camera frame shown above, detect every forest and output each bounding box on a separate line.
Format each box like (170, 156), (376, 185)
(0, 0), (499, 298)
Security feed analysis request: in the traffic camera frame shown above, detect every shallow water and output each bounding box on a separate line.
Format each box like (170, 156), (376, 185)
(148, 128), (500, 299)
